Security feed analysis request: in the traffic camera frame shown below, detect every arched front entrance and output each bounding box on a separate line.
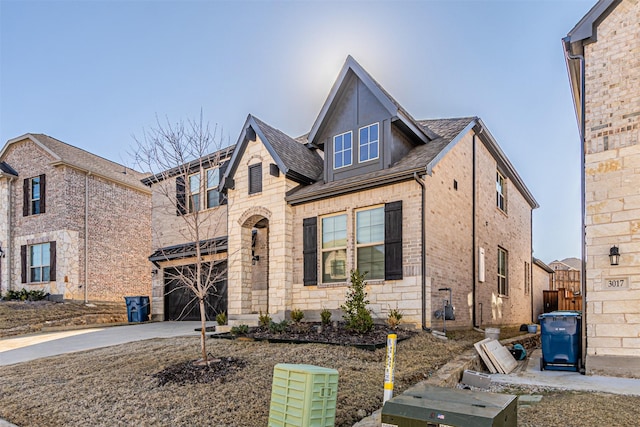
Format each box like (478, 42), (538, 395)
(239, 212), (269, 315)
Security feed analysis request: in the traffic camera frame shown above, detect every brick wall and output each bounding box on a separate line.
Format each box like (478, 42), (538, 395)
(582, 0), (640, 376)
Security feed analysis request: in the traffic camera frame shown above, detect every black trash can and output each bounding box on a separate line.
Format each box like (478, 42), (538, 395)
(125, 296), (150, 323)
(538, 311), (581, 372)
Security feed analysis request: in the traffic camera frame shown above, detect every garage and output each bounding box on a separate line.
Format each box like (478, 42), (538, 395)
(163, 261), (227, 321)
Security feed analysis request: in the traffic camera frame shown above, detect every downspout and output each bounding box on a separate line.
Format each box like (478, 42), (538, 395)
(471, 133), (478, 328)
(530, 210), (535, 323)
(413, 172), (428, 331)
(7, 177), (14, 292)
(84, 172), (90, 304)
(564, 38), (586, 373)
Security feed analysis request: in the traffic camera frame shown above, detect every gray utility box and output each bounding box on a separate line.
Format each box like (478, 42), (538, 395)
(381, 384), (517, 427)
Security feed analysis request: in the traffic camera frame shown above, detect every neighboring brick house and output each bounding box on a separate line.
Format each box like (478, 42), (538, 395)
(0, 134), (151, 302)
(564, 0), (640, 377)
(149, 56), (539, 329)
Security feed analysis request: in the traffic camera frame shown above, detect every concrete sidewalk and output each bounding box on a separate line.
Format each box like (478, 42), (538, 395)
(0, 321), (213, 366)
(491, 349), (640, 396)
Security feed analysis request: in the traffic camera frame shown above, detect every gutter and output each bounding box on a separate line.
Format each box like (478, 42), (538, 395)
(563, 37), (587, 374)
(84, 172), (90, 304)
(413, 172), (429, 331)
(7, 177), (15, 292)
(471, 133), (479, 328)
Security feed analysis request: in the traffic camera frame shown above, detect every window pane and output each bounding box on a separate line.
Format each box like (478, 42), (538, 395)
(189, 174), (200, 193)
(32, 177), (40, 200)
(357, 208), (384, 244)
(370, 140), (378, 159)
(207, 189), (220, 208)
(42, 266), (50, 282)
(42, 243), (50, 265)
(334, 132), (352, 169)
(322, 215), (346, 249)
(30, 245), (41, 267)
(322, 249), (347, 283)
(207, 169), (219, 189)
(357, 245), (384, 280)
(31, 267), (41, 283)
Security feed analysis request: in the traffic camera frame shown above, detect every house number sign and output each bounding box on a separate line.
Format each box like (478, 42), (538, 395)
(604, 277), (629, 290)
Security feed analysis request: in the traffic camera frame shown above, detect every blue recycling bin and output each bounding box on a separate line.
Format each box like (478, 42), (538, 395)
(125, 296), (150, 323)
(538, 311), (581, 372)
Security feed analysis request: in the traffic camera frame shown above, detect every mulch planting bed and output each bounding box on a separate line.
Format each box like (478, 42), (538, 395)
(211, 322), (415, 350)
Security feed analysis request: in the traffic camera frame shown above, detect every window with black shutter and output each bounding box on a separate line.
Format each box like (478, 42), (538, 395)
(176, 176), (187, 216)
(248, 163), (262, 194)
(303, 217), (317, 286)
(384, 201), (403, 280)
(23, 174), (46, 216)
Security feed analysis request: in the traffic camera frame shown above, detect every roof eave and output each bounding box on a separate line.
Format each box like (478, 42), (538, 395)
(475, 118), (539, 209)
(50, 160), (151, 195)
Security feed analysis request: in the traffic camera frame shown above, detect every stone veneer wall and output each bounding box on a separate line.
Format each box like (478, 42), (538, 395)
(226, 135), (296, 319)
(582, 0), (640, 377)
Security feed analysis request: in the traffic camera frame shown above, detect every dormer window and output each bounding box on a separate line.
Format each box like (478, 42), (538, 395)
(333, 131), (352, 169)
(359, 123), (379, 163)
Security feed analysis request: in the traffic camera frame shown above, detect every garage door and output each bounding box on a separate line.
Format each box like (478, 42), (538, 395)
(164, 262), (227, 321)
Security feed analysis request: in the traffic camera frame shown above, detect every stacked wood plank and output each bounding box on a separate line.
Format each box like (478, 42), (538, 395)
(474, 338), (517, 374)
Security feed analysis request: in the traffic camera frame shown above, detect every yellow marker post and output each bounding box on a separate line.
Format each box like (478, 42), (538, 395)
(383, 333), (398, 403)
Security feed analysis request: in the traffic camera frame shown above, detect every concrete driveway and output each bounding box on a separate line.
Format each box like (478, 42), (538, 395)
(0, 321), (214, 367)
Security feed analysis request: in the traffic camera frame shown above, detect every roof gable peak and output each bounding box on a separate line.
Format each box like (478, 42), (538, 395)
(307, 56), (435, 145)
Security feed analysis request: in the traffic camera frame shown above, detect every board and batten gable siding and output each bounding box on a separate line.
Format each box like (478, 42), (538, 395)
(315, 72), (401, 184)
(292, 180), (423, 326)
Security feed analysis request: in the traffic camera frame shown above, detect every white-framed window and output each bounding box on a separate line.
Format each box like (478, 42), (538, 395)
(30, 242), (50, 283)
(333, 131), (352, 169)
(498, 247), (508, 296)
(496, 171), (506, 212)
(206, 168), (220, 209)
(188, 173), (201, 213)
(359, 123), (379, 163)
(321, 213), (347, 283)
(356, 206), (385, 280)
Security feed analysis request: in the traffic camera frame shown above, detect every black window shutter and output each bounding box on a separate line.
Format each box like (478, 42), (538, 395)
(249, 164), (262, 194)
(49, 241), (57, 281)
(23, 178), (30, 216)
(21, 245), (27, 283)
(176, 176), (187, 216)
(40, 174), (46, 214)
(218, 161), (229, 205)
(385, 201), (403, 280)
(303, 217), (318, 286)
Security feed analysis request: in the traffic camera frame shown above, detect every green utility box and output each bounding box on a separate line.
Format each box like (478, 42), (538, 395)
(268, 363), (339, 427)
(381, 383), (517, 427)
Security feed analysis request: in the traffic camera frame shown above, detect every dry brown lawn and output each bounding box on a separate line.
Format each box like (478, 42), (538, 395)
(1, 306), (638, 427)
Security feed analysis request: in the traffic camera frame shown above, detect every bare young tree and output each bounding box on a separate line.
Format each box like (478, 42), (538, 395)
(133, 112), (231, 364)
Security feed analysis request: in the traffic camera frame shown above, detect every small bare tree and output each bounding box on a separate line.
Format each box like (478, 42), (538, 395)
(133, 111), (231, 364)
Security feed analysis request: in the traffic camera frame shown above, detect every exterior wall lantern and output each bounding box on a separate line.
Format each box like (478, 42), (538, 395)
(609, 246), (620, 266)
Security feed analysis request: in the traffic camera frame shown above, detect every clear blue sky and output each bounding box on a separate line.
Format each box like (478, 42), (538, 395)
(0, 0), (594, 264)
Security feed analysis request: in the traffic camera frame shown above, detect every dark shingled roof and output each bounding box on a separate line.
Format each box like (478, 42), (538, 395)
(21, 134), (149, 191)
(0, 161), (18, 176)
(251, 116), (324, 182)
(286, 117), (476, 204)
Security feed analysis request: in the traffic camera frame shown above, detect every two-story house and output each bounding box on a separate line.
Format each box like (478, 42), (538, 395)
(564, 0), (640, 377)
(149, 57), (539, 330)
(0, 134), (151, 302)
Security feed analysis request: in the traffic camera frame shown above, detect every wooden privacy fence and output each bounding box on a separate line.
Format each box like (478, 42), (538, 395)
(543, 288), (583, 313)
